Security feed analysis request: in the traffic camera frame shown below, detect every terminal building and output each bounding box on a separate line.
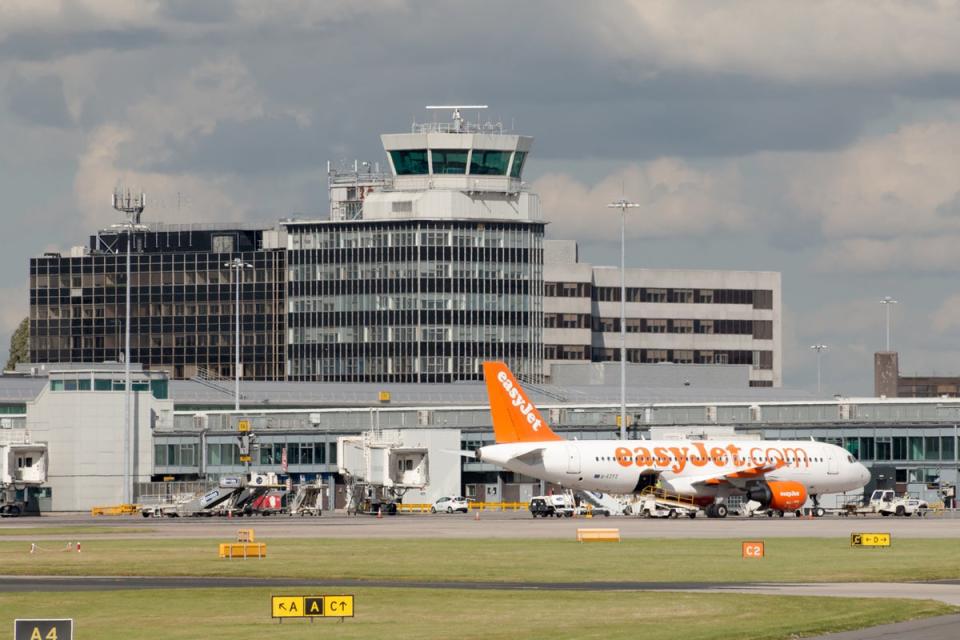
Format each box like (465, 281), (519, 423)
(1, 362), (957, 511)
(26, 108), (782, 387)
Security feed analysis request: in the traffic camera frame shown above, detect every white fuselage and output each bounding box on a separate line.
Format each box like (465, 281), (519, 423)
(478, 439), (870, 498)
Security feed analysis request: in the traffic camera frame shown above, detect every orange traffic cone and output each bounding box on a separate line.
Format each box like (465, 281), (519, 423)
(76, 541), (81, 553)
(377, 507), (382, 519)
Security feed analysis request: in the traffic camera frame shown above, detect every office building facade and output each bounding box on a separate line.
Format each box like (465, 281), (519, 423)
(543, 240), (781, 387)
(29, 226), (287, 380)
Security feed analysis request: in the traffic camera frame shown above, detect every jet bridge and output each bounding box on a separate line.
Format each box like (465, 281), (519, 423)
(1, 436), (48, 517)
(338, 430), (429, 514)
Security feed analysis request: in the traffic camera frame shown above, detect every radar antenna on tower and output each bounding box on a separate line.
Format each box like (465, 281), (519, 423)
(425, 105), (488, 133)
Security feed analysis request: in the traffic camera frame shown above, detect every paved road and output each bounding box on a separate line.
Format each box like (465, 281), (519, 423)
(811, 614), (960, 640)
(2, 511), (958, 539)
(2, 575), (959, 605)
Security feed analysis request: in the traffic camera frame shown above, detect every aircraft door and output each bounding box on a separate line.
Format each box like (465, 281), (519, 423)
(827, 455), (839, 475)
(566, 446), (581, 474)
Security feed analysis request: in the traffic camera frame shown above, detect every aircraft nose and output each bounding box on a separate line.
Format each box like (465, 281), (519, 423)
(857, 463), (870, 485)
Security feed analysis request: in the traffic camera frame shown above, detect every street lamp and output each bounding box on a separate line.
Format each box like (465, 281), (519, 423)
(880, 296), (898, 351)
(111, 190), (147, 505)
(607, 198), (639, 440)
(810, 344), (828, 394)
(225, 258), (253, 412)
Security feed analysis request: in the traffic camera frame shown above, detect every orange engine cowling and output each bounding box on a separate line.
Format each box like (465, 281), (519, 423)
(766, 481), (807, 512)
(746, 481), (808, 512)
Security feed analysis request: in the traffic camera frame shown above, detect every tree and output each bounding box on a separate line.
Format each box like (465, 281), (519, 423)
(6, 317), (29, 371)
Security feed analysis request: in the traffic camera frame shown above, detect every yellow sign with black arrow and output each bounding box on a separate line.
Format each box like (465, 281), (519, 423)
(271, 595), (354, 620)
(850, 533), (891, 547)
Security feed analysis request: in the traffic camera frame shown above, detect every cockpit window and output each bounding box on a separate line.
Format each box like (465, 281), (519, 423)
(847, 455), (855, 463)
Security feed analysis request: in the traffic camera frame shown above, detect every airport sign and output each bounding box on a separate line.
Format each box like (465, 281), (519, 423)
(850, 533), (891, 547)
(271, 595), (354, 620)
(741, 540), (765, 559)
(14, 619), (73, 640)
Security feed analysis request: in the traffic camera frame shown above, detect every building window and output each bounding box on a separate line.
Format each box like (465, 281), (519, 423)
(646, 349), (668, 363)
(469, 150), (510, 175)
(390, 149), (429, 175)
(672, 289), (694, 303)
(509, 151), (527, 178)
(644, 288), (667, 303)
(671, 319), (693, 334)
(645, 319), (667, 333)
(431, 149), (468, 174)
(211, 234), (235, 253)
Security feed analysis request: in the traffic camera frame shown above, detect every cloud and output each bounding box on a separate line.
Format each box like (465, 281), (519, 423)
(72, 56), (266, 229)
(597, 1), (960, 84)
(789, 117), (960, 240)
(5, 73), (73, 128)
(816, 236), (960, 273)
(535, 158), (755, 243)
(931, 295), (960, 334)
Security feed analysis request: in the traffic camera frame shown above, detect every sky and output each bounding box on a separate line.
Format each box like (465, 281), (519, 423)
(2, 0), (959, 394)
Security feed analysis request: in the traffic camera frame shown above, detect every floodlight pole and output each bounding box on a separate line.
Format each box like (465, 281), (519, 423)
(112, 190), (145, 505)
(227, 258), (253, 412)
(607, 199), (639, 440)
(810, 344), (828, 394)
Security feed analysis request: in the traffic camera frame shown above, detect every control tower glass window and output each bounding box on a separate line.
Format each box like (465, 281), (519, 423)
(390, 149), (429, 175)
(469, 150), (510, 175)
(431, 149), (468, 174)
(509, 151), (527, 178)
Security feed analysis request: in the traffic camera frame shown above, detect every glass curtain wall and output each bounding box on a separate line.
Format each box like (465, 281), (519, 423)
(287, 220), (544, 383)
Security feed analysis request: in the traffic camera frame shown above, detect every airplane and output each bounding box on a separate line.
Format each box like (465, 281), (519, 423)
(477, 361), (871, 518)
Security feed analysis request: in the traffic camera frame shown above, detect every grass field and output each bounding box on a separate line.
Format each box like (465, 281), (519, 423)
(0, 588), (953, 640)
(2, 537), (959, 584)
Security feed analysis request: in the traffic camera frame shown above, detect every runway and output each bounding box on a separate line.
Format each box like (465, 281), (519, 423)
(3, 511), (959, 540)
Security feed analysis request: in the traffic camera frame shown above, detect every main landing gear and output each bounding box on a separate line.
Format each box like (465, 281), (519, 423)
(704, 503), (728, 518)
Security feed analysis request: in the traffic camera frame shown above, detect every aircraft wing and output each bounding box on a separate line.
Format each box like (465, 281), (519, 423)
(687, 461), (787, 489)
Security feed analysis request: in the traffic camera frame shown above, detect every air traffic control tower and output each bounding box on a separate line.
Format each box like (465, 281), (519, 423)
(284, 106), (545, 383)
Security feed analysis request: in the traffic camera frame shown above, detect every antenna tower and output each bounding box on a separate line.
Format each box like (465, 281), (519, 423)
(112, 189), (145, 224)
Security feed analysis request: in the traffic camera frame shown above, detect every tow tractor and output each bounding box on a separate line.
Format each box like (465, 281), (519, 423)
(842, 489), (928, 517)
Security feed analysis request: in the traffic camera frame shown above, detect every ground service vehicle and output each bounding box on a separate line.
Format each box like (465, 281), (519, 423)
(477, 362), (871, 518)
(871, 490), (928, 517)
(529, 494), (577, 517)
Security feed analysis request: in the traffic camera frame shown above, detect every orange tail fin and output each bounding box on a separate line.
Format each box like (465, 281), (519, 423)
(482, 361), (563, 444)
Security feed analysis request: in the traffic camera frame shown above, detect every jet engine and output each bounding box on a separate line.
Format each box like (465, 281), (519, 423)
(745, 481), (807, 512)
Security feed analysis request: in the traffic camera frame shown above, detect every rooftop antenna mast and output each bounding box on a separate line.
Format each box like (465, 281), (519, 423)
(425, 105), (488, 133)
